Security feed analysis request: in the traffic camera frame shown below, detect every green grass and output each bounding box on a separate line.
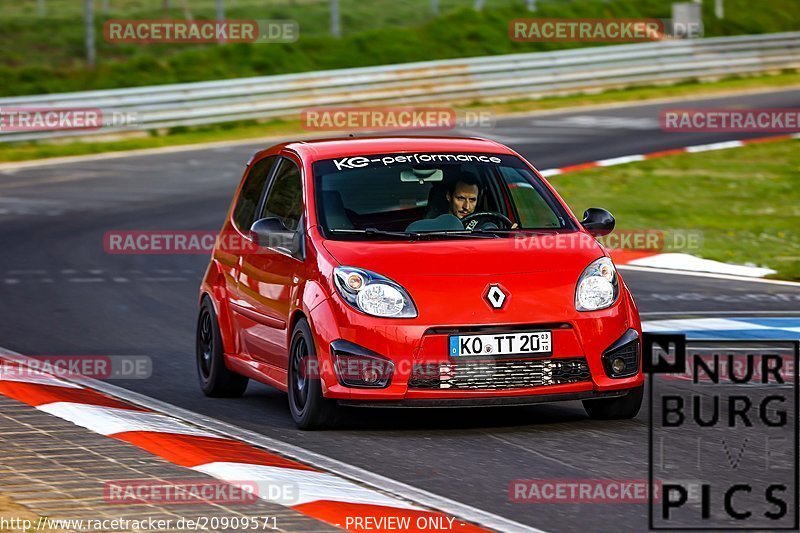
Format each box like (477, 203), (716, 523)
(552, 139), (800, 280)
(1, 0), (799, 96)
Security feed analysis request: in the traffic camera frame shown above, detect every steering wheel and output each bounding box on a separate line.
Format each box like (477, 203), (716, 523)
(461, 211), (513, 231)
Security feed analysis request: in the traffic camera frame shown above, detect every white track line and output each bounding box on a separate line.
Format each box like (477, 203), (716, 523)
(640, 311), (800, 317)
(684, 140), (744, 152)
(596, 154), (646, 166)
(618, 264), (800, 287)
(624, 252), (776, 278)
(642, 318), (774, 332)
(38, 402), (220, 437)
(0, 347), (545, 533)
(0, 366), (82, 388)
(538, 169), (561, 177)
(195, 462), (421, 509)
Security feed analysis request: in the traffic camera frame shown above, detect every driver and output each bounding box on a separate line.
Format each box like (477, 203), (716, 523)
(445, 175), (519, 229)
(446, 175), (481, 219)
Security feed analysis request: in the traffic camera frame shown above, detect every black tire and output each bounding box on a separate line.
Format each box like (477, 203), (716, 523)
(583, 386), (643, 420)
(196, 296), (249, 397)
(287, 318), (338, 430)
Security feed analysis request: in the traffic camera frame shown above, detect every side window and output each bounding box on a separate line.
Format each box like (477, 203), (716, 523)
(232, 156), (277, 232)
(263, 158), (303, 232)
(500, 167), (561, 228)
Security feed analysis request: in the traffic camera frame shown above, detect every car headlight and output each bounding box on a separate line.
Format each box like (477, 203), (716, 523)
(575, 257), (619, 311)
(333, 267), (417, 318)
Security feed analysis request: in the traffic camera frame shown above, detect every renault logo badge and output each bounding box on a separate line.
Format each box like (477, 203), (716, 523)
(484, 284), (509, 310)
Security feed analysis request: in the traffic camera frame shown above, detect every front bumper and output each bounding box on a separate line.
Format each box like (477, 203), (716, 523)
(338, 389), (628, 408)
(309, 289), (643, 403)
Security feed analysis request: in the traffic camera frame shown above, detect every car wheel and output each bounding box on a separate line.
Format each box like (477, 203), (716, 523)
(288, 318), (338, 430)
(583, 386), (643, 420)
(196, 296), (249, 397)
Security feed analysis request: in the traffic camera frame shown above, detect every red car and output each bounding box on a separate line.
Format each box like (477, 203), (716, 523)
(197, 136), (643, 429)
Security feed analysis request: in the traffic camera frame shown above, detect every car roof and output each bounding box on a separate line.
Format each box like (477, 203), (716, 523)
(274, 136), (515, 162)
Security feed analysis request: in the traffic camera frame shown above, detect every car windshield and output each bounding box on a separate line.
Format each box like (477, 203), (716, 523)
(313, 152), (573, 240)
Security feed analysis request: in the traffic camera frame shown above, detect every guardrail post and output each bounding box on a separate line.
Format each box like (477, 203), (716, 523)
(180, 0), (193, 20)
(84, 0), (96, 68)
(330, 0), (341, 38)
(216, 0), (225, 44)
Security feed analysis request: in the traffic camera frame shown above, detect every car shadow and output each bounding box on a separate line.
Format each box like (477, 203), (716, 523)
(333, 402), (593, 431)
(199, 382), (646, 433)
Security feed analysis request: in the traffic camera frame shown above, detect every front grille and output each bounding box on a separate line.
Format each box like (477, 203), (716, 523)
(409, 357), (590, 390)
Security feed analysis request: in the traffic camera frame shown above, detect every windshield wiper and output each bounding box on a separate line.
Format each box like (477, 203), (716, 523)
(471, 227), (560, 235)
(413, 230), (496, 239)
(330, 228), (495, 239)
(331, 228), (418, 239)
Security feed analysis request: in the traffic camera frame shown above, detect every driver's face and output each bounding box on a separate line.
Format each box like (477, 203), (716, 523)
(447, 182), (479, 219)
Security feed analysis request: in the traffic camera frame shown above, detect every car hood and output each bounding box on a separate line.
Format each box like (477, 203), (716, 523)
(321, 232), (604, 279)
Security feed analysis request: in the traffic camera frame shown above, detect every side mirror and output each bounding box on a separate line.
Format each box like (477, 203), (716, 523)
(581, 208), (615, 236)
(249, 217), (302, 256)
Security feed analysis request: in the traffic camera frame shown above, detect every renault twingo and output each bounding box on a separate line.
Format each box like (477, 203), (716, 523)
(197, 137), (643, 429)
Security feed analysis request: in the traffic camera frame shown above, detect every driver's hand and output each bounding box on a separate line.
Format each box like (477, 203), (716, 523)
(511, 223), (519, 229)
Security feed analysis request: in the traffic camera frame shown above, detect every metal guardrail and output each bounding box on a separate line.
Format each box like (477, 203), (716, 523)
(1, 32), (799, 142)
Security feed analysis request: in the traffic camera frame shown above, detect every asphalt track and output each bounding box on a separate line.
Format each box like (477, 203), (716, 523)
(1, 88), (799, 532)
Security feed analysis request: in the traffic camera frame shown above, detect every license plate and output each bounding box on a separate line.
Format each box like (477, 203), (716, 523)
(449, 331), (552, 357)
